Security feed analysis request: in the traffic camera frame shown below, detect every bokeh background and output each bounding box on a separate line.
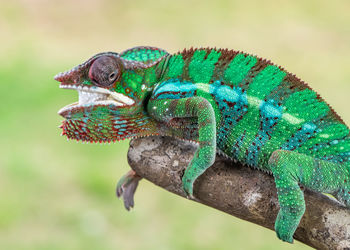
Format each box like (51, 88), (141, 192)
(1, 0), (349, 249)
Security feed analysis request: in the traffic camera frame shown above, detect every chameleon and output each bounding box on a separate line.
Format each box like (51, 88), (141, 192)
(54, 46), (350, 243)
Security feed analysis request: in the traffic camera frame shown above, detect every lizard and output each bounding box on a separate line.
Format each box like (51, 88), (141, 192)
(54, 46), (350, 243)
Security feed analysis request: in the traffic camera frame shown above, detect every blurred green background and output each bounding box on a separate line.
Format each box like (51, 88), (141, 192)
(0, 0), (349, 249)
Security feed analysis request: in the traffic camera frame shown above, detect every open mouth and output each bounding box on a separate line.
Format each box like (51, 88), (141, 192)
(58, 84), (135, 117)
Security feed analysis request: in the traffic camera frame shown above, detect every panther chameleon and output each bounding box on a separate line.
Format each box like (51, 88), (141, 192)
(55, 46), (350, 243)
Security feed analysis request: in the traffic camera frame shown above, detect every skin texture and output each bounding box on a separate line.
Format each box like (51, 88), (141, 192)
(55, 46), (350, 243)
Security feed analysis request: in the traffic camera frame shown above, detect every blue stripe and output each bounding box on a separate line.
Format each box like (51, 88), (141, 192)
(153, 79), (197, 99)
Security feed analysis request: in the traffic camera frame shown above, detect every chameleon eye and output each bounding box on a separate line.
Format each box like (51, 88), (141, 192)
(108, 71), (118, 83)
(89, 56), (121, 87)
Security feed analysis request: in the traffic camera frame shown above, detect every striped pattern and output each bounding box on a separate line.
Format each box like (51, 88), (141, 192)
(156, 48), (350, 169)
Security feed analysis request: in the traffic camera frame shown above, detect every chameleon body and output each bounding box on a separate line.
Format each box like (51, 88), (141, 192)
(55, 46), (350, 243)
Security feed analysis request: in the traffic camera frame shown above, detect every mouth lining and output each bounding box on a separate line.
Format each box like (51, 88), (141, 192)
(58, 84), (135, 116)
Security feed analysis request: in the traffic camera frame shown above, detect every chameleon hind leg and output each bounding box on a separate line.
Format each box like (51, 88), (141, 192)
(334, 167), (350, 207)
(335, 188), (350, 207)
(268, 149), (347, 243)
(147, 96), (216, 197)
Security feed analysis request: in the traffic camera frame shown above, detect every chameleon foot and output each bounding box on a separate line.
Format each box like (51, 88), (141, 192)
(116, 170), (142, 211)
(182, 175), (194, 199)
(275, 212), (295, 243)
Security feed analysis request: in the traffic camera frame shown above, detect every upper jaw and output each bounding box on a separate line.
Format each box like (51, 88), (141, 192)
(57, 84), (135, 118)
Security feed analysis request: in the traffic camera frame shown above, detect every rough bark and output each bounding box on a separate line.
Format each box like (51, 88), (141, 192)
(127, 136), (350, 250)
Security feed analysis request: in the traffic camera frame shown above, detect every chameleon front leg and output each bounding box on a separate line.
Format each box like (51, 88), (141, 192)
(147, 96), (216, 197)
(116, 170), (142, 210)
(268, 149), (346, 242)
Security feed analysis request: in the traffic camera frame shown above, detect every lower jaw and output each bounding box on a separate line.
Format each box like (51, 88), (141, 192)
(59, 105), (158, 143)
(60, 118), (137, 143)
(58, 101), (129, 119)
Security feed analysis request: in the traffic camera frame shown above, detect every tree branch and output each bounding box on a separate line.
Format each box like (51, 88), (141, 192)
(127, 136), (350, 250)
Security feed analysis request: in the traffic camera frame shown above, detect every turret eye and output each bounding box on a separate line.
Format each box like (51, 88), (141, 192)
(88, 56), (122, 87)
(108, 71), (117, 82)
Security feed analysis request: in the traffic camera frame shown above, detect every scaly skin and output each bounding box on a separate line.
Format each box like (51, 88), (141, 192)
(55, 46), (350, 243)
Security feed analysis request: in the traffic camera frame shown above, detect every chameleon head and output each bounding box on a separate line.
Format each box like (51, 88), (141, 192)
(54, 52), (152, 143)
(54, 52), (139, 116)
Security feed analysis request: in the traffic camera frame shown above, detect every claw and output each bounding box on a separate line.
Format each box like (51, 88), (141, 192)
(276, 231), (294, 243)
(182, 175), (194, 199)
(274, 212), (295, 243)
(116, 170), (142, 211)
